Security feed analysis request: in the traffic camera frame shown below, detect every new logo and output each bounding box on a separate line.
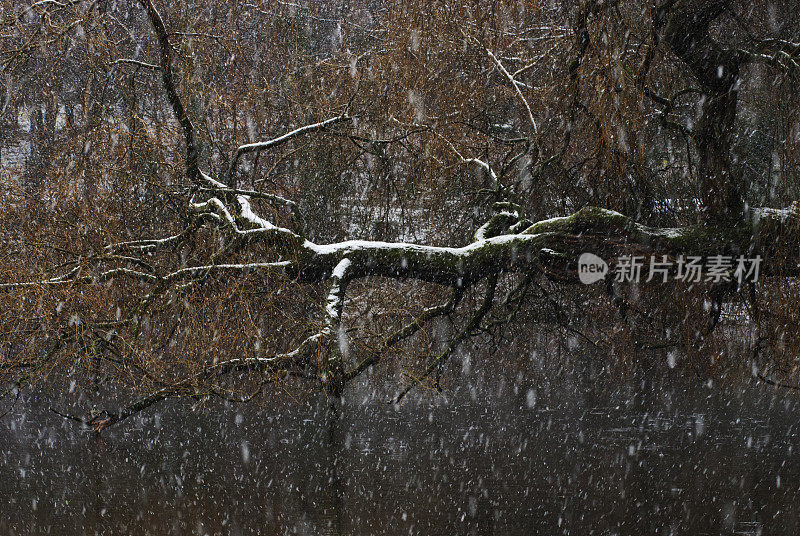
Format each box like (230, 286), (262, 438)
(578, 253), (608, 285)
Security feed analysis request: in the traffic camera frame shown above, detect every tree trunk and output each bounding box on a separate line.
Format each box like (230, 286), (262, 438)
(664, 0), (745, 223)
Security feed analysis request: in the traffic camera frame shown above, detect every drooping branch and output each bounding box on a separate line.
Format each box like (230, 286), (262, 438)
(345, 286), (465, 381)
(78, 350), (305, 431)
(391, 272), (498, 404)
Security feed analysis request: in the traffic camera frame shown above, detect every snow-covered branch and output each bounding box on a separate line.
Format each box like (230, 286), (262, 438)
(224, 115), (353, 183)
(198, 187), (306, 234)
(483, 47), (539, 137)
(109, 58), (160, 70)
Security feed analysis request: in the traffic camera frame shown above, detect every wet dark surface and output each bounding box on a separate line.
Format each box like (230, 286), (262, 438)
(1, 369), (799, 535)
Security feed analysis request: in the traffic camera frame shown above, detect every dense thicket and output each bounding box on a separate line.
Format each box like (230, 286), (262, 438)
(1, 0), (798, 428)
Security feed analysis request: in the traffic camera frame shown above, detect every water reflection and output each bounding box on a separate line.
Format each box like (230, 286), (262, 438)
(1, 369), (799, 535)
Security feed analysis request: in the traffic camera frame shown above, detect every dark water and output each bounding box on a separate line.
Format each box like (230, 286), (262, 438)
(1, 367), (799, 535)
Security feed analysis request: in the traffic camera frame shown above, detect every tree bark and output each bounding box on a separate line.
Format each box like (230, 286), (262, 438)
(664, 0), (745, 223)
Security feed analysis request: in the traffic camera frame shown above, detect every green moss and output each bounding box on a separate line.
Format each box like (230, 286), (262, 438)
(522, 206), (636, 236)
(657, 221), (752, 254)
(522, 205), (756, 254)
